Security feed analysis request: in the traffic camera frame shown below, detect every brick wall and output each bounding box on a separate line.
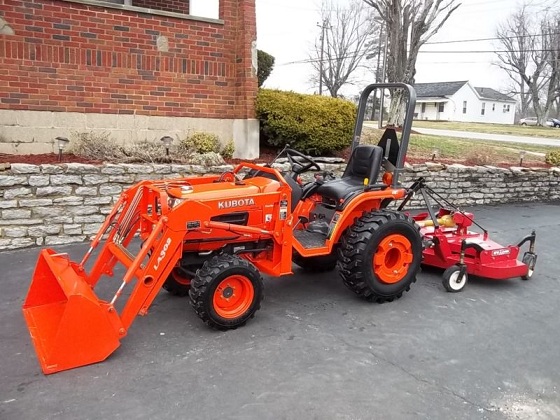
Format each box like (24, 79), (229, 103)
(0, 0), (256, 119)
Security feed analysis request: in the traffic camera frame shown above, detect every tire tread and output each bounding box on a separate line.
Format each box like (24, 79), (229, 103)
(189, 254), (264, 330)
(337, 209), (422, 303)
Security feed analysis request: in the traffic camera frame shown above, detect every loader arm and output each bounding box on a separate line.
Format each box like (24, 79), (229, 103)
(22, 181), (193, 373)
(22, 171), (297, 374)
(83, 180), (197, 330)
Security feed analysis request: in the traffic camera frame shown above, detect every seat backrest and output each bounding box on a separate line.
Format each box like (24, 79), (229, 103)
(377, 127), (400, 166)
(342, 145), (384, 185)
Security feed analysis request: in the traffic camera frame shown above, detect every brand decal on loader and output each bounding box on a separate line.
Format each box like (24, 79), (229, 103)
(154, 238), (172, 271)
(218, 198), (255, 209)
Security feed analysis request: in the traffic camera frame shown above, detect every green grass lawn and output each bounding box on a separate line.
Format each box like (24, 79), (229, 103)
(412, 120), (560, 139)
(362, 127), (557, 166)
(408, 134), (554, 166)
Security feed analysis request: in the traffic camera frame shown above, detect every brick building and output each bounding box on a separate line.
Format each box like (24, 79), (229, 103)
(0, 0), (259, 158)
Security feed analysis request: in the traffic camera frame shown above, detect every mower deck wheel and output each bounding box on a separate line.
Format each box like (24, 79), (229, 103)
(442, 265), (468, 293)
(521, 252), (537, 280)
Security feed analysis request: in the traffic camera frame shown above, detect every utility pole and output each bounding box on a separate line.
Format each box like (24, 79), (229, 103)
(375, 26), (383, 84)
(372, 24), (384, 121)
(378, 26), (388, 129)
(317, 18), (329, 95)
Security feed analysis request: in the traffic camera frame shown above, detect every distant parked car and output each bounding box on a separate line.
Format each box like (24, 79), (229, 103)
(519, 117), (538, 126)
(545, 118), (560, 128)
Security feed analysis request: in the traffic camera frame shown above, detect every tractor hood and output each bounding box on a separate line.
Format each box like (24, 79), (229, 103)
(168, 176), (282, 202)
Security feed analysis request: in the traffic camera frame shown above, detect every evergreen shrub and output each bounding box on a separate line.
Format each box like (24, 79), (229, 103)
(256, 89), (356, 154)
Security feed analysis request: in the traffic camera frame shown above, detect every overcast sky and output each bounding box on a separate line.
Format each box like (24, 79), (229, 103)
(255, 0), (555, 96)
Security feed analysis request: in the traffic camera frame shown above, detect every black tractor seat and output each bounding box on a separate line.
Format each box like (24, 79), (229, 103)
(316, 144), (385, 203)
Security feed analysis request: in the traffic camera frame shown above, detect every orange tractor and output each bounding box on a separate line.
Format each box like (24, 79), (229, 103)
(23, 83), (423, 374)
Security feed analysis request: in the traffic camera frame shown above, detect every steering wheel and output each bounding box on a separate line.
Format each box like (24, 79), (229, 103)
(285, 148), (321, 174)
(218, 171), (236, 182)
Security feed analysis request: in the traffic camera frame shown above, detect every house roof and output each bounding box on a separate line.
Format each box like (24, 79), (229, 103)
(414, 81), (468, 98)
(474, 87), (516, 103)
(414, 81), (516, 103)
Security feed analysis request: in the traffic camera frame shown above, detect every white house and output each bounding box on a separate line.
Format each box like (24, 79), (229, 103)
(413, 81), (516, 124)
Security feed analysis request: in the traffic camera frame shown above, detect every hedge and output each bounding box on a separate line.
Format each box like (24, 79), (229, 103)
(545, 150), (560, 166)
(256, 89), (356, 154)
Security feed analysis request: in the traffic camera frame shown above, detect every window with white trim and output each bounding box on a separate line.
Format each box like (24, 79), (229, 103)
(60, 0), (220, 20)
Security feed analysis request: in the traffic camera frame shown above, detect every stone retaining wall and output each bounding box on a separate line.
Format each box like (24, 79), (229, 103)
(0, 162), (558, 251)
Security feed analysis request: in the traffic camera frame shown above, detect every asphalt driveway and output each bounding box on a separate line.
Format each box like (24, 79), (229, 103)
(1, 202), (559, 420)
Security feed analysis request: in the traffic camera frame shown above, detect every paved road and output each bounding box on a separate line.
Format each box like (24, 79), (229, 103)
(1, 202), (560, 420)
(413, 127), (560, 147)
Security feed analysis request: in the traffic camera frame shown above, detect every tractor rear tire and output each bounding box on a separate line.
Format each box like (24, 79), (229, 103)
(189, 254), (264, 330)
(337, 210), (422, 302)
(292, 251), (337, 272)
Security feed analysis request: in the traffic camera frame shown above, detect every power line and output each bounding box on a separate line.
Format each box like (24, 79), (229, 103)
(425, 31), (560, 45)
(418, 60), (493, 64)
(278, 47), (560, 66)
(459, 0), (522, 7)
(317, 18), (330, 95)
(420, 49), (560, 53)
(257, 0), (525, 12)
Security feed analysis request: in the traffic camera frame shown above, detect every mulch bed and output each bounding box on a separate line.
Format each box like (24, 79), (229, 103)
(0, 146), (341, 166)
(0, 149), (550, 169)
(0, 153), (102, 165)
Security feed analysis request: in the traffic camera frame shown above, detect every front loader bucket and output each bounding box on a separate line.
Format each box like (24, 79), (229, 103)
(22, 249), (124, 374)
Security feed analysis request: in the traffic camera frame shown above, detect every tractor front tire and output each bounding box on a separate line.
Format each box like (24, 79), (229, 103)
(338, 210), (422, 302)
(189, 254), (264, 330)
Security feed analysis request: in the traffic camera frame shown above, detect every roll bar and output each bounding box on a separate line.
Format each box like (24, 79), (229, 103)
(351, 83), (417, 188)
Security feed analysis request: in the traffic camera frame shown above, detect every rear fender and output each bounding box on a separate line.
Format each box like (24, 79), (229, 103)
(327, 188), (407, 245)
(292, 189), (407, 257)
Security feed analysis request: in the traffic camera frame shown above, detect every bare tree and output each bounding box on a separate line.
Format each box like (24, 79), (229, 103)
(544, 18), (560, 119)
(310, 0), (378, 98)
(501, 79), (532, 120)
(553, 96), (560, 118)
(495, 5), (560, 124)
(494, 7), (533, 117)
(363, 0), (461, 123)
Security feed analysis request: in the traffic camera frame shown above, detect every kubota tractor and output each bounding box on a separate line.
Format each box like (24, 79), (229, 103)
(23, 83), (423, 374)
